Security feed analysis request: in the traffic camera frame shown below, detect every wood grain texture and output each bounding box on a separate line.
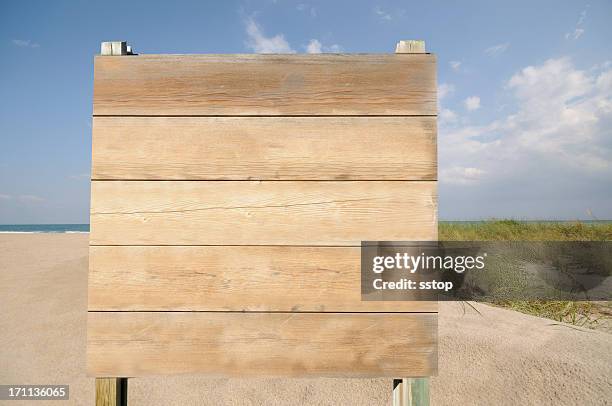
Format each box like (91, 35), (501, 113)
(90, 181), (437, 245)
(93, 54), (436, 116)
(88, 246), (437, 312)
(87, 312), (437, 377)
(91, 116), (437, 180)
(95, 379), (117, 406)
(95, 378), (126, 406)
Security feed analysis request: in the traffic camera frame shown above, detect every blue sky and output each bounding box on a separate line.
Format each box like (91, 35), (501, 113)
(1, 0), (611, 223)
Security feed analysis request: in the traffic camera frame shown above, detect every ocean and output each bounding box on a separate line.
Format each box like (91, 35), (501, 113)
(0, 221), (609, 233)
(0, 224), (90, 233)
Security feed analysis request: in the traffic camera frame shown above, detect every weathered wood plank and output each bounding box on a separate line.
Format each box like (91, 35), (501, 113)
(87, 312), (437, 377)
(91, 116), (437, 180)
(93, 54), (436, 116)
(88, 245), (437, 312)
(89, 181), (437, 245)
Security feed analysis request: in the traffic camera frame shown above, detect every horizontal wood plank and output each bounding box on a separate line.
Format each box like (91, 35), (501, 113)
(93, 54), (436, 116)
(90, 181), (437, 245)
(91, 116), (437, 180)
(88, 246), (437, 312)
(87, 312), (437, 377)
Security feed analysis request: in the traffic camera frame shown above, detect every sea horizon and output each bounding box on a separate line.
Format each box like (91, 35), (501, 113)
(0, 224), (90, 233)
(1, 220), (611, 233)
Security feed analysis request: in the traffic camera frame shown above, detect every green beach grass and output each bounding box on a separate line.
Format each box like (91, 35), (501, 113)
(439, 220), (612, 241)
(439, 220), (612, 329)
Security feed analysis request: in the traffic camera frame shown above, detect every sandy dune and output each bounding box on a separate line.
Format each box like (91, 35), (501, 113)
(1, 234), (610, 405)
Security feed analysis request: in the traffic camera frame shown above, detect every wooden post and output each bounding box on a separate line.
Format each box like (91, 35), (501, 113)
(95, 44), (129, 406)
(393, 378), (429, 406)
(393, 38), (430, 406)
(100, 41), (134, 56)
(395, 40), (426, 53)
(95, 378), (127, 406)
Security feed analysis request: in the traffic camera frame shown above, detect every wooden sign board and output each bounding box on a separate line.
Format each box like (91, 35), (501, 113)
(87, 49), (438, 379)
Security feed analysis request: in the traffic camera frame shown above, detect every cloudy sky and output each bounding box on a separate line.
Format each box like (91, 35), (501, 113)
(1, 0), (611, 223)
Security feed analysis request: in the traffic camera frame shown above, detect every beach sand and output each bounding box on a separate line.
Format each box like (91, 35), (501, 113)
(1, 233), (610, 405)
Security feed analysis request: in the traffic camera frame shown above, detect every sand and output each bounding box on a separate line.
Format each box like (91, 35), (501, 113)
(1, 233), (610, 405)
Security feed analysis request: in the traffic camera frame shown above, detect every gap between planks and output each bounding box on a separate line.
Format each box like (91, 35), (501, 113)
(87, 310), (438, 313)
(92, 114), (438, 117)
(87, 245), (435, 247)
(90, 179), (439, 182)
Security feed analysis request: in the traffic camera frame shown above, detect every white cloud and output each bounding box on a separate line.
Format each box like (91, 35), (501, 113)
(577, 7), (588, 25)
(450, 61), (462, 71)
(440, 108), (458, 124)
(438, 83), (458, 124)
(12, 39), (39, 48)
(0, 193), (45, 202)
(306, 39), (322, 53)
(565, 6), (588, 40)
(438, 83), (455, 101)
(464, 96), (481, 111)
(244, 17), (295, 54)
(18, 195), (45, 203)
(485, 42), (509, 57)
(296, 3), (317, 17)
(441, 166), (485, 185)
(589, 60), (612, 72)
(374, 6), (392, 20)
(305, 39), (342, 54)
(439, 56), (612, 210)
(565, 28), (585, 40)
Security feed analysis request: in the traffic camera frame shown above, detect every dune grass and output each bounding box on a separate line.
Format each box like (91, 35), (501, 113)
(439, 220), (611, 328)
(439, 219), (612, 241)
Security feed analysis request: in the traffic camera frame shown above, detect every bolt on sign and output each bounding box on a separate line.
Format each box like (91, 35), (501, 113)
(87, 40), (438, 404)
